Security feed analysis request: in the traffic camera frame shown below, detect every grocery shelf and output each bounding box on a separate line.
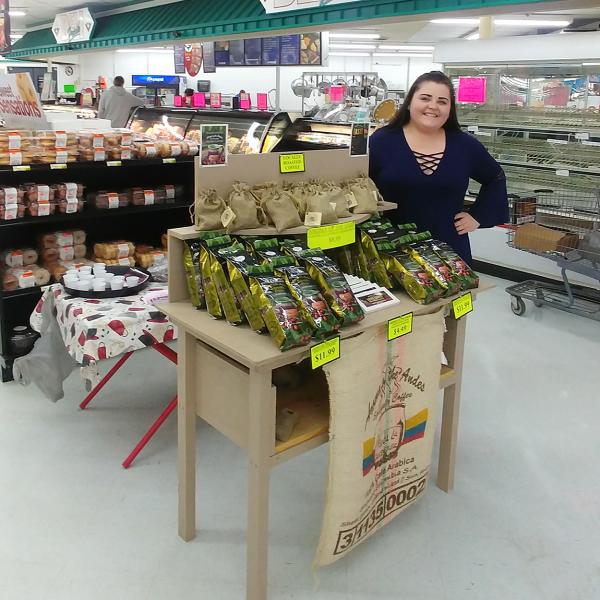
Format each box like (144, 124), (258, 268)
(0, 286), (44, 300)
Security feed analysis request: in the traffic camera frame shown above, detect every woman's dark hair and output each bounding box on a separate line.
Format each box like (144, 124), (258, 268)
(184, 88), (194, 96)
(387, 71), (460, 131)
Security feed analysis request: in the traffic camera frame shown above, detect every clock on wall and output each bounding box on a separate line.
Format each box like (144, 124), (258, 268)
(65, 65), (74, 76)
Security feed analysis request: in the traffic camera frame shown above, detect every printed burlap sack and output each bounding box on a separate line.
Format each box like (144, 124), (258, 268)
(314, 309), (445, 568)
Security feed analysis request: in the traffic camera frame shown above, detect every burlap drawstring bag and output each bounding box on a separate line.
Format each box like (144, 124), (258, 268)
(194, 188), (226, 230)
(322, 181), (352, 218)
(283, 182), (309, 219)
(226, 182), (262, 232)
(306, 189), (337, 224)
(345, 178), (378, 215)
(261, 189), (302, 232)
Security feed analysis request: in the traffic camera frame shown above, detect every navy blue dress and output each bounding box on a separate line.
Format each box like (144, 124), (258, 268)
(369, 127), (509, 263)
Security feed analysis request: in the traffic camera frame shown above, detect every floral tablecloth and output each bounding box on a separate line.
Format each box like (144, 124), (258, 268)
(31, 284), (176, 388)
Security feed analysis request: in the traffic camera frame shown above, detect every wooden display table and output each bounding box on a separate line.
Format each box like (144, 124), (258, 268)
(161, 226), (493, 600)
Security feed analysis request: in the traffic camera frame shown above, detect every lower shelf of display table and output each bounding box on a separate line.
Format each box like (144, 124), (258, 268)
(272, 365), (456, 464)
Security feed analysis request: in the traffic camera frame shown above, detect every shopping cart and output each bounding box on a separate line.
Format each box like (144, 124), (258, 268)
(505, 189), (600, 320)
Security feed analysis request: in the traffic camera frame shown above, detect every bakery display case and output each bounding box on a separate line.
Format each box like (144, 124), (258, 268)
(127, 107), (292, 154)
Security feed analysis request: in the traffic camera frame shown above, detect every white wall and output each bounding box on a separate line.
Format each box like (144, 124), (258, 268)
(72, 49), (442, 112)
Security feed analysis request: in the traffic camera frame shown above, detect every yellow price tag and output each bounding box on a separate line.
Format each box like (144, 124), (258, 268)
(311, 336), (340, 370)
(279, 153), (305, 174)
(387, 313), (413, 341)
(307, 221), (356, 250)
(163, 158), (176, 164)
(107, 160), (122, 167)
(12, 165), (30, 171)
(50, 163), (68, 170)
(452, 292), (473, 319)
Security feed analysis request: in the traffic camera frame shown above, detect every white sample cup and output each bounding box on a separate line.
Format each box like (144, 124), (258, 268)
(110, 279), (124, 291)
(78, 266), (92, 275)
(125, 276), (140, 288)
(93, 265), (106, 276)
(78, 280), (92, 291)
(64, 275), (78, 288)
(66, 269), (79, 278)
(79, 273), (94, 282)
(92, 279), (106, 291)
(99, 272), (115, 282)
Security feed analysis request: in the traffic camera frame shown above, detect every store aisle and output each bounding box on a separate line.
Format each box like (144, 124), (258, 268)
(0, 276), (598, 600)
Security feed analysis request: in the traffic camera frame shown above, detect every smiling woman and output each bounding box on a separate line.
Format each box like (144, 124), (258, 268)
(369, 71), (509, 264)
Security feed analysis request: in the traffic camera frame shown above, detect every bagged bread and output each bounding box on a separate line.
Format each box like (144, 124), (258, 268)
(93, 241), (135, 260)
(261, 189), (302, 232)
(194, 188), (226, 231)
(226, 182), (262, 232)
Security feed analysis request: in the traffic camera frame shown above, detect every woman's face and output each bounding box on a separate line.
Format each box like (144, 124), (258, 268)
(409, 81), (452, 131)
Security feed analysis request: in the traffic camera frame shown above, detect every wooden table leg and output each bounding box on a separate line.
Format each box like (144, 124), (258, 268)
(178, 331), (197, 541)
(246, 367), (274, 600)
(437, 314), (467, 492)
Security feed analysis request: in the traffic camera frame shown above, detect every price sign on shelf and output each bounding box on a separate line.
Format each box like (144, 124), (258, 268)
(279, 153), (305, 174)
(12, 165), (30, 172)
(163, 158), (176, 164)
(107, 160), (122, 167)
(307, 221), (355, 250)
(387, 313), (413, 341)
(452, 292), (473, 320)
(311, 336), (340, 370)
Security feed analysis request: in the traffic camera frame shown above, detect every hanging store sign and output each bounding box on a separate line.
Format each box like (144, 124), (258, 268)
(260, 0), (360, 13)
(184, 43), (202, 77)
(0, 72), (48, 129)
(52, 8), (95, 44)
(0, 0), (10, 54)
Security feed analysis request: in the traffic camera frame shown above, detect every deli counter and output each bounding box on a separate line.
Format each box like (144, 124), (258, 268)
(126, 106), (292, 154)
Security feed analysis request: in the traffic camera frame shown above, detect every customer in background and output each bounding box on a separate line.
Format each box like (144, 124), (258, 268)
(97, 76), (144, 128)
(369, 71), (508, 264)
(183, 88), (195, 107)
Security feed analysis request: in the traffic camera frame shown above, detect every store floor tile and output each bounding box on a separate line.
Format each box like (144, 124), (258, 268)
(1, 276), (598, 600)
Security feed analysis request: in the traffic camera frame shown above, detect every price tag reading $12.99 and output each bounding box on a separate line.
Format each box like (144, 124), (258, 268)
(311, 336), (340, 370)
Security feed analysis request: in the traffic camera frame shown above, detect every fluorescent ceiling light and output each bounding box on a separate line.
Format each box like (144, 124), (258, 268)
(378, 45), (434, 51)
(9, 10), (27, 17)
(329, 52), (371, 57)
(373, 52), (434, 58)
(465, 33), (480, 41)
(329, 43), (377, 49)
(583, 62), (600, 66)
(431, 18), (570, 27)
(329, 33), (380, 40)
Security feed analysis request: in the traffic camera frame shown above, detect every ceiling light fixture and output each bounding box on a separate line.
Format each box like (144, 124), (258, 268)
(583, 62), (600, 66)
(378, 45), (435, 51)
(329, 33), (381, 40)
(329, 43), (377, 49)
(9, 34), (23, 40)
(431, 18), (570, 27)
(329, 51), (371, 57)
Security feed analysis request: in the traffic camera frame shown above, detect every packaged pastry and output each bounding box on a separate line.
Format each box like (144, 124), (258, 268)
(27, 200), (56, 217)
(52, 183), (84, 200)
(0, 186), (25, 205)
(2, 248), (38, 268)
(0, 130), (33, 151)
(40, 246), (59, 263)
(23, 184), (55, 203)
(91, 191), (130, 209)
(77, 131), (106, 149)
(2, 271), (18, 291)
(249, 271), (313, 351)
(161, 184), (183, 203)
(35, 130), (77, 148)
(181, 140), (199, 156)
(133, 141), (159, 159)
(78, 147), (107, 162)
(183, 240), (205, 309)
(217, 245), (266, 332)
(135, 249), (166, 269)
(107, 146), (133, 161)
(275, 264), (340, 339)
(99, 256), (136, 267)
(0, 150), (30, 166)
(430, 238), (479, 291)
(112, 129), (133, 147)
(93, 241), (135, 260)
(131, 187), (166, 206)
(0, 204), (26, 220)
(298, 249), (364, 325)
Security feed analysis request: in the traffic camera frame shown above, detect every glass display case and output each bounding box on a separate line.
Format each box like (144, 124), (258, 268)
(273, 117), (379, 152)
(42, 103), (98, 119)
(127, 107), (292, 154)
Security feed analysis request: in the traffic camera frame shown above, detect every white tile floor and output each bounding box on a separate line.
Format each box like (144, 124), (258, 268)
(0, 275), (599, 600)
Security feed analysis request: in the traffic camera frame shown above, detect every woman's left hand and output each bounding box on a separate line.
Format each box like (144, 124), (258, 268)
(454, 212), (480, 235)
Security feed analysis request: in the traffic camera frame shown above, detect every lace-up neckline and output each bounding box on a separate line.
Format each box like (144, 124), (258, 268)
(412, 150), (444, 176)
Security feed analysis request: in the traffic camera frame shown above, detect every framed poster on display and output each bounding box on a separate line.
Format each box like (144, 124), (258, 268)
(202, 42), (216, 73)
(262, 37), (280, 65)
(0, 0), (10, 54)
(228, 40), (245, 66)
(244, 38), (262, 66)
(300, 33), (321, 65)
(200, 124), (228, 167)
(215, 41), (230, 66)
(280, 34), (301, 65)
(184, 44), (202, 77)
(174, 45), (185, 74)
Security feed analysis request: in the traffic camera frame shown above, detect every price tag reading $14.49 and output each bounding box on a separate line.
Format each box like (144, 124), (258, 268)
(452, 292), (473, 319)
(311, 336), (340, 370)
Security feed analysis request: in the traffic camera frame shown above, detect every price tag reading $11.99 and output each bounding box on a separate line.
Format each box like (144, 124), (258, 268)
(452, 292), (473, 319)
(311, 336), (340, 370)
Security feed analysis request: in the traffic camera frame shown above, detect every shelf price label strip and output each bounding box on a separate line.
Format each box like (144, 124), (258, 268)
(50, 164), (68, 170)
(387, 313), (413, 341)
(311, 336), (340, 370)
(452, 292), (473, 320)
(307, 221), (355, 250)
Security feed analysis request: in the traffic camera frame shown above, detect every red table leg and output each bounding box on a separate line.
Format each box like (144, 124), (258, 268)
(79, 351), (133, 410)
(122, 396), (178, 469)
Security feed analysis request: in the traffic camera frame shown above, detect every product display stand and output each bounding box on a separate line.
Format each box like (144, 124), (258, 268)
(158, 150), (493, 599)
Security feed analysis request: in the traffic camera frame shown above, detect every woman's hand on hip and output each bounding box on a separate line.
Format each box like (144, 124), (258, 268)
(454, 212), (480, 235)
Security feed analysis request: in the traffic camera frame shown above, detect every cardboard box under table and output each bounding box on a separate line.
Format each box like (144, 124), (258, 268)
(159, 150), (493, 600)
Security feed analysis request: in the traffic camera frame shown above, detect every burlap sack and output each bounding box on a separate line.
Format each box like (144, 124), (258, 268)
(284, 182), (309, 219)
(314, 309), (445, 568)
(306, 190), (337, 224)
(194, 188), (226, 231)
(261, 190), (302, 232)
(226, 182), (262, 232)
(359, 174), (384, 203)
(322, 181), (352, 218)
(346, 179), (378, 215)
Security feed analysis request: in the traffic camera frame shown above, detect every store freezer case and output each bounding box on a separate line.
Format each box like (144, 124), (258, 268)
(127, 106), (292, 154)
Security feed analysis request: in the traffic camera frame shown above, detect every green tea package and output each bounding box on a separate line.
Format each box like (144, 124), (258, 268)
(430, 239), (479, 291)
(217, 246), (266, 332)
(276, 264), (340, 339)
(249, 274), (313, 351)
(204, 235), (243, 324)
(379, 241), (444, 305)
(183, 240), (206, 309)
(359, 227), (394, 289)
(299, 249), (365, 325)
(407, 232), (461, 297)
